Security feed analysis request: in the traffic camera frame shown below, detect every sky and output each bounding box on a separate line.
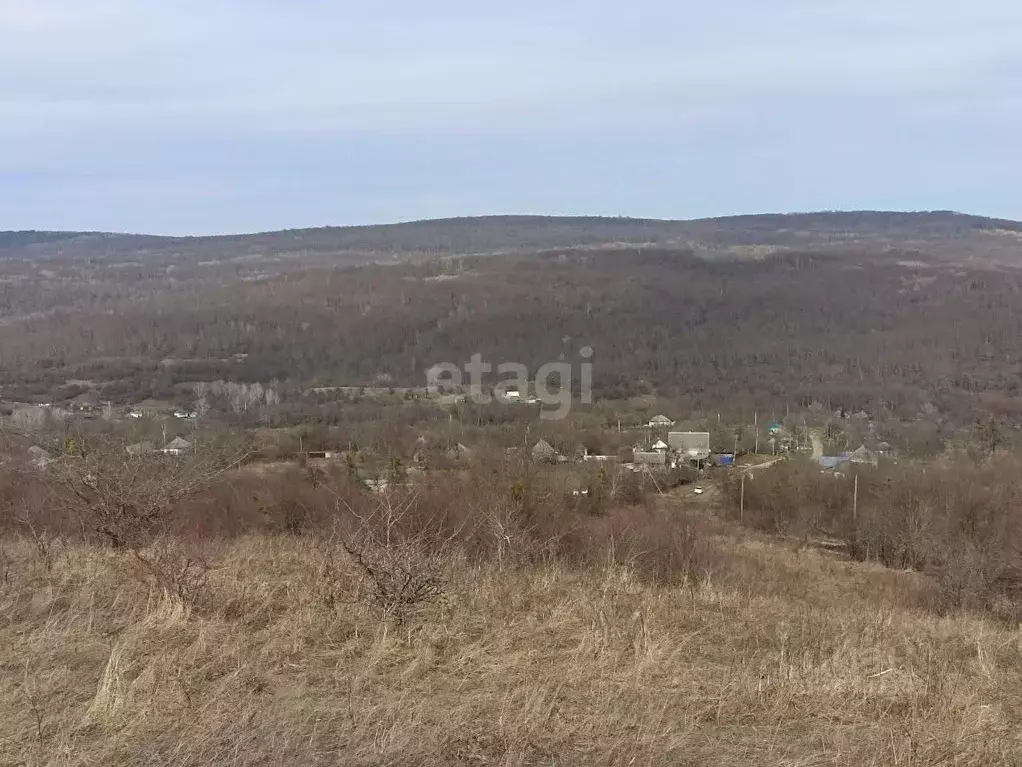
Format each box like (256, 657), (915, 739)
(1, 0), (1021, 234)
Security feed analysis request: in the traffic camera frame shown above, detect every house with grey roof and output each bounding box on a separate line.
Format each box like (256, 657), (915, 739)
(668, 432), (711, 461)
(161, 437), (192, 456)
(531, 439), (566, 463)
(847, 445), (878, 467)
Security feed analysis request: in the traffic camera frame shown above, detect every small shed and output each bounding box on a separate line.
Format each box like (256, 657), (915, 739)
(306, 450), (338, 460)
(634, 451), (667, 466)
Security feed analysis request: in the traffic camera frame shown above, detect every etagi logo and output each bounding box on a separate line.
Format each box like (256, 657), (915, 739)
(427, 347), (593, 420)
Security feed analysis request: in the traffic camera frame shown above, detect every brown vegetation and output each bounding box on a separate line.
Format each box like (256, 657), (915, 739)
(4, 496), (1022, 763)
(724, 455), (1022, 619)
(3, 440), (1022, 763)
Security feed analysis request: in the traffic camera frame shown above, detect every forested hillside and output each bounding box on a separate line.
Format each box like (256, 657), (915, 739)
(3, 239), (1022, 421)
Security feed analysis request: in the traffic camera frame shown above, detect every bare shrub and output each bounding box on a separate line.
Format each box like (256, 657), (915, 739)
(565, 504), (720, 585)
(45, 435), (250, 549)
(323, 488), (449, 623)
(127, 537), (214, 606)
(0, 467), (77, 539)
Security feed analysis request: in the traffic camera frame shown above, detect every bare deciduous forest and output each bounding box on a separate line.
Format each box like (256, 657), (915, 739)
(3, 211), (1022, 421)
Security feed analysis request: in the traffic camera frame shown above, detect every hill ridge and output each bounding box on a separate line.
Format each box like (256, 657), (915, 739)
(4, 209), (1021, 241)
(3, 210), (1021, 263)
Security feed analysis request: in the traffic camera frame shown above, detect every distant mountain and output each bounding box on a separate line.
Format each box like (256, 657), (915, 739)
(3, 211), (1022, 263)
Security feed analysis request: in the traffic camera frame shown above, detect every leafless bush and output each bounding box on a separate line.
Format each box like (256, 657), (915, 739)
(44, 435), (250, 549)
(128, 538), (214, 606)
(320, 487), (450, 623)
(561, 504), (721, 585)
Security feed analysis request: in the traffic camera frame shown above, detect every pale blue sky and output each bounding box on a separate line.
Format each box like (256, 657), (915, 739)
(2, 0), (1021, 234)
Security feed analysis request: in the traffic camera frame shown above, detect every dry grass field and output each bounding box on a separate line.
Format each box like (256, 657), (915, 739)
(3, 500), (1022, 766)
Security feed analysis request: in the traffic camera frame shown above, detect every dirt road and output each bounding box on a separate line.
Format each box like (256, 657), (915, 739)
(809, 429), (824, 460)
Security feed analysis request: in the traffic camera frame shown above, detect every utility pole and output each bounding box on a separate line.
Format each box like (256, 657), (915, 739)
(853, 472), (859, 525)
(644, 464), (664, 495)
(740, 473), (745, 524)
(754, 412), (759, 455)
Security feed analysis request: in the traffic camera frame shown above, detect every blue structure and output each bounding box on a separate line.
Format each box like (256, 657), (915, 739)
(717, 454), (735, 466)
(818, 456), (848, 469)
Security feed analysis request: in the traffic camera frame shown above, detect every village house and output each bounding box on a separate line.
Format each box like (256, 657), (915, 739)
(531, 439), (567, 464)
(847, 445), (878, 467)
(581, 449), (617, 462)
(161, 437), (192, 456)
(647, 414), (675, 429)
(306, 450), (339, 460)
(69, 391), (102, 412)
(668, 432), (711, 461)
(819, 445), (878, 471)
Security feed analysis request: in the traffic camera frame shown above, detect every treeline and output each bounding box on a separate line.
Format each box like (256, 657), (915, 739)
(723, 456), (1022, 617)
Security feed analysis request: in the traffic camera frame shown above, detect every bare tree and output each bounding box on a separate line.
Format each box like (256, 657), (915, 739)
(45, 433), (250, 549)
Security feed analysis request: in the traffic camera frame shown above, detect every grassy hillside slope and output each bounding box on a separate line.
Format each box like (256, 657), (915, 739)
(2, 497), (1020, 765)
